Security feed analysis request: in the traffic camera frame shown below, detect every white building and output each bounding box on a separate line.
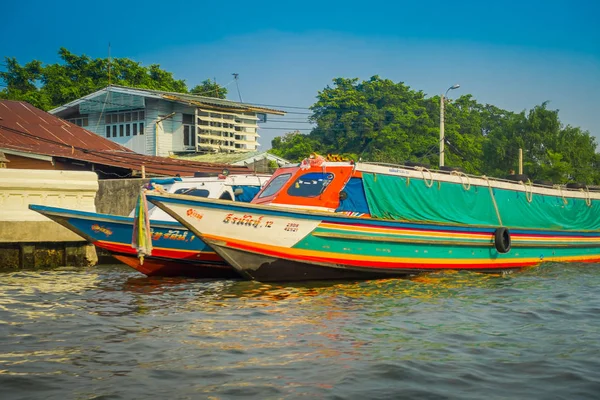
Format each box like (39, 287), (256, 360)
(49, 85), (285, 157)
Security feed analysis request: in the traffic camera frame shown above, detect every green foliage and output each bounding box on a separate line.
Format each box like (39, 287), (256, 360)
(190, 79), (227, 99)
(270, 131), (324, 162)
(0, 48), (191, 110)
(272, 76), (599, 184)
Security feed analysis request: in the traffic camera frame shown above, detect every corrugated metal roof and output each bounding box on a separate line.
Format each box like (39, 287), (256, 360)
(50, 85), (286, 116)
(0, 100), (251, 177)
(177, 151), (290, 166)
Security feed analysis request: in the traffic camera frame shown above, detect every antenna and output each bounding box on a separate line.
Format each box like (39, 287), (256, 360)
(108, 43), (111, 86)
(232, 73), (243, 103)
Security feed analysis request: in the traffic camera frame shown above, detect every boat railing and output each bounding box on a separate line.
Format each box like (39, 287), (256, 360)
(359, 161), (593, 195)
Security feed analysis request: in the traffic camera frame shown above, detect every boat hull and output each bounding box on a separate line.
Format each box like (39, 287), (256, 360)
(202, 237), (532, 282)
(146, 193), (600, 282)
(111, 254), (238, 278)
(28, 205), (240, 278)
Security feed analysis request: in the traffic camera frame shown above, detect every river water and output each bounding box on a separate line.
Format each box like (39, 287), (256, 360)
(1, 263), (599, 399)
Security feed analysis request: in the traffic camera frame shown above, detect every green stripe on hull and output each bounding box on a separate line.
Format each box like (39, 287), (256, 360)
(294, 229), (600, 264)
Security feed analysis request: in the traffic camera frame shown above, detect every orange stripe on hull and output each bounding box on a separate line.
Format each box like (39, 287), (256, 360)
(201, 234), (555, 270)
(95, 240), (223, 263)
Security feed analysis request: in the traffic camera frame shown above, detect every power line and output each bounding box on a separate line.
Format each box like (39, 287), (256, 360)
(240, 102), (310, 110)
(259, 127), (313, 131)
(56, 95), (455, 134)
(266, 119), (314, 124)
(190, 79), (235, 97)
(0, 94), (455, 137)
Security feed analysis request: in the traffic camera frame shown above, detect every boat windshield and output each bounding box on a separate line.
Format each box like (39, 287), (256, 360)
(174, 188), (211, 197)
(258, 173), (292, 198)
(287, 172), (335, 198)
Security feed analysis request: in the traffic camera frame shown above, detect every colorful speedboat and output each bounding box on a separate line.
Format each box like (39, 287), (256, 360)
(30, 174), (270, 278)
(145, 156), (600, 281)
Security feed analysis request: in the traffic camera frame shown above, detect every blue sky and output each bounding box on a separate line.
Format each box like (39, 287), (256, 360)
(2, 0), (599, 149)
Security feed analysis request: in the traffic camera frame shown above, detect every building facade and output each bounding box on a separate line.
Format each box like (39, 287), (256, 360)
(0, 100), (252, 179)
(49, 85), (285, 157)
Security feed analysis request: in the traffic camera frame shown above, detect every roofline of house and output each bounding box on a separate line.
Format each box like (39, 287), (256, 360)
(0, 147), (54, 162)
(49, 85), (286, 116)
(231, 151), (291, 165)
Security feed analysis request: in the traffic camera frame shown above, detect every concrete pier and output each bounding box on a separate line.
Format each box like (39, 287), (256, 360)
(96, 178), (150, 216)
(0, 169), (99, 269)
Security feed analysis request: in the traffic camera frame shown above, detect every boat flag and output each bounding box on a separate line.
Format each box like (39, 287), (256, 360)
(132, 189), (153, 264)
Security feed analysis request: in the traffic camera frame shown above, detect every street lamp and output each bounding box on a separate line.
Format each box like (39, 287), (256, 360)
(439, 84), (460, 168)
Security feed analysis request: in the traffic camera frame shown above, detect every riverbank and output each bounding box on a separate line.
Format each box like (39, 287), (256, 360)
(0, 168), (150, 270)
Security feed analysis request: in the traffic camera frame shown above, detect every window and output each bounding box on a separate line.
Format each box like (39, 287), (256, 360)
(104, 110), (145, 140)
(183, 114), (195, 148)
(259, 173), (292, 198)
(287, 172), (335, 198)
(219, 192), (233, 201)
(183, 125), (195, 147)
(67, 116), (89, 127)
(173, 188), (210, 197)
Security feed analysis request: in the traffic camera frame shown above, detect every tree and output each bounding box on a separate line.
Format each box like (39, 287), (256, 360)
(0, 58), (51, 110)
(284, 76), (441, 164)
(272, 76), (599, 183)
(0, 48), (189, 110)
(190, 79), (227, 99)
(270, 131), (323, 162)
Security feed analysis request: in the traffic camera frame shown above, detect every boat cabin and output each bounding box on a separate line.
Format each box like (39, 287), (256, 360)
(139, 174), (271, 221)
(251, 157), (367, 214)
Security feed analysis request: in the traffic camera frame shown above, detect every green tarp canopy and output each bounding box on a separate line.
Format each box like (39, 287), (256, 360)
(362, 173), (600, 231)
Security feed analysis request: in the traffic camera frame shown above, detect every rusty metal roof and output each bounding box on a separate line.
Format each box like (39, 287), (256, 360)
(0, 100), (251, 176)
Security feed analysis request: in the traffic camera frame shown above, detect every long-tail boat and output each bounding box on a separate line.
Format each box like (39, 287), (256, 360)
(30, 174), (270, 278)
(144, 156), (600, 281)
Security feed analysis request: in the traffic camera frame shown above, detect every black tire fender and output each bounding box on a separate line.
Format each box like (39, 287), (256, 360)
(494, 227), (511, 253)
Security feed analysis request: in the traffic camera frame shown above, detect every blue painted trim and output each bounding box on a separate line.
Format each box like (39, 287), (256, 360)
(28, 204), (182, 227)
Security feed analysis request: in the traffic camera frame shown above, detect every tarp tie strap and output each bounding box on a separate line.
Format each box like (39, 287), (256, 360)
(483, 175), (503, 226)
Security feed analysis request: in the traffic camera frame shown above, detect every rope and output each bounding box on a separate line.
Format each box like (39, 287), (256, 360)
(451, 170), (471, 191)
(581, 187), (592, 207)
(554, 184), (568, 205)
(483, 176), (503, 225)
(416, 166), (434, 188)
(522, 180), (533, 203)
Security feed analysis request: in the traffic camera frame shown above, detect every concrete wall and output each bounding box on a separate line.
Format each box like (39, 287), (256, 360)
(0, 169), (97, 227)
(0, 169), (99, 269)
(95, 178), (150, 216)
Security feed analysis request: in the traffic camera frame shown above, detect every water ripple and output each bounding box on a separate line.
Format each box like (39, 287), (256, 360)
(1, 264), (600, 399)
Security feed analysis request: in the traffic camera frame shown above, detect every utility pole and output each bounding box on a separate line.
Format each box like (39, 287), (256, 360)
(439, 84), (461, 168)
